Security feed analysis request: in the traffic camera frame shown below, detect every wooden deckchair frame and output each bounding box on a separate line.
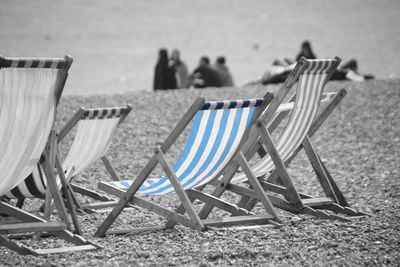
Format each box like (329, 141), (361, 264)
(56, 105), (132, 211)
(198, 57), (367, 222)
(94, 93), (279, 237)
(0, 55), (100, 255)
(13, 106), (132, 215)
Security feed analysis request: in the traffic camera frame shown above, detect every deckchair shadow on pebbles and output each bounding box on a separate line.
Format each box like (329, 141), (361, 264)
(95, 93), (280, 237)
(0, 56), (100, 255)
(198, 57), (367, 222)
(5, 105), (132, 213)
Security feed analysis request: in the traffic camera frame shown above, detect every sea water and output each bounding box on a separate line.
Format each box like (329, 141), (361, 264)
(1, 0), (399, 94)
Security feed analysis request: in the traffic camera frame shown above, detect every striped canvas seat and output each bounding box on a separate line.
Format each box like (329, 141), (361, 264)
(5, 106), (132, 199)
(106, 99), (265, 195)
(0, 57), (69, 196)
(232, 58), (339, 183)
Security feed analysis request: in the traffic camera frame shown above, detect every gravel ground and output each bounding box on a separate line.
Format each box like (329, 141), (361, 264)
(1, 79), (399, 266)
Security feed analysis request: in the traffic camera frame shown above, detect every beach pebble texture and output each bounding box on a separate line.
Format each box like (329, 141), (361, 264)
(1, 80), (399, 266)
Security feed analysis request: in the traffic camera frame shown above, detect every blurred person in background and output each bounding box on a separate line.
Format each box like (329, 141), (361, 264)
(296, 40), (316, 61)
(252, 40), (374, 85)
(153, 48), (177, 90)
(214, 56), (234, 87)
(189, 56), (221, 88)
(295, 40), (374, 81)
(170, 49), (189, 89)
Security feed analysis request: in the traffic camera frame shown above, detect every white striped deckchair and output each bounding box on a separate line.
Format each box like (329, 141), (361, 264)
(0, 55), (100, 255)
(5, 106), (132, 211)
(95, 93), (279, 236)
(198, 57), (366, 221)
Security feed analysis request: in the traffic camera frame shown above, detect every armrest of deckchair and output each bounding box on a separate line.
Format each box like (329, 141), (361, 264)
(275, 92), (337, 113)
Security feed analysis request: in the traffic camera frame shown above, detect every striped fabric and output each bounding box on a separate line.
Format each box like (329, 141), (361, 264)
(5, 164), (47, 199)
(62, 114), (120, 175)
(107, 98), (264, 195)
(0, 57), (68, 69)
(5, 107), (129, 198)
(83, 107), (128, 120)
(233, 58), (337, 182)
(0, 66), (61, 196)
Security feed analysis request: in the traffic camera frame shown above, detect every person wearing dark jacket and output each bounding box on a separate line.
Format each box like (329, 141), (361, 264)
(214, 56), (234, 87)
(296, 40), (317, 61)
(153, 48), (177, 90)
(190, 56), (221, 88)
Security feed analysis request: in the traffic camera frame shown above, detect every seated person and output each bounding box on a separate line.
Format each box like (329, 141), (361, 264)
(189, 56), (222, 88)
(214, 56), (234, 87)
(260, 59), (296, 85)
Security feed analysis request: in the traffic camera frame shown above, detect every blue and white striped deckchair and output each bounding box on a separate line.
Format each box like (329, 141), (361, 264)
(0, 55), (99, 255)
(199, 57), (366, 221)
(95, 93), (278, 236)
(5, 106), (132, 211)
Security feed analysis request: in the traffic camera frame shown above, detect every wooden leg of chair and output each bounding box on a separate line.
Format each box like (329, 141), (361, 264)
(101, 156), (120, 181)
(42, 135), (72, 231)
(155, 148), (205, 231)
(95, 155), (159, 237)
(55, 153), (82, 235)
(197, 161), (240, 220)
(319, 157), (349, 207)
(258, 122), (302, 208)
(302, 136), (338, 203)
(238, 153), (280, 221)
(43, 188), (53, 220)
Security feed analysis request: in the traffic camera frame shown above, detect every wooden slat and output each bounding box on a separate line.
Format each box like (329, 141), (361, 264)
(0, 234), (36, 255)
(71, 183), (114, 201)
(203, 214), (275, 227)
(0, 222), (66, 234)
(187, 189), (249, 216)
(302, 197), (335, 206)
(258, 180), (288, 195)
(81, 200), (118, 209)
(0, 202), (99, 249)
(35, 244), (98, 255)
(106, 226), (167, 236)
(101, 156), (120, 181)
(226, 183), (257, 198)
(0, 201), (46, 223)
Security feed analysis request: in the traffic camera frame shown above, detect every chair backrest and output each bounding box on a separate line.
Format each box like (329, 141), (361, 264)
(4, 106), (131, 199)
(0, 56), (72, 196)
(109, 96), (272, 195)
(233, 57), (340, 182)
(62, 106), (132, 175)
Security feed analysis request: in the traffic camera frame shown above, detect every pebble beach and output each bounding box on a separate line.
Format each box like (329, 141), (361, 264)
(1, 79), (399, 266)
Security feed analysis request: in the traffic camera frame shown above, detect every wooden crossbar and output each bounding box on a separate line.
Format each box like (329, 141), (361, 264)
(34, 244), (99, 255)
(0, 222), (66, 235)
(203, 214), (276, 227)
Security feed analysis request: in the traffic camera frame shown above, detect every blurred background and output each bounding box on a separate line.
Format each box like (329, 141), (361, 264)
(1, 0), (399, 94)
